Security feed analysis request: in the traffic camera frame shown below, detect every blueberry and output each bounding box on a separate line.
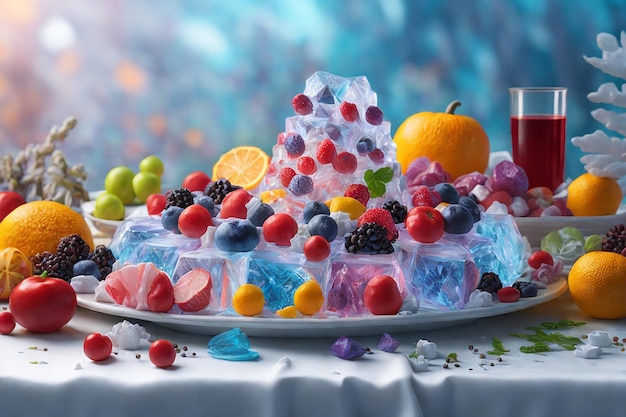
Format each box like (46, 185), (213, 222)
(308, 214), (338, 241)
(72, 259), (100, 279)
(161, 206), (184, 233)
(288, 174), (314, 196)
(458, 195), (481, 223)
(434, 182), (460, 204)
(194, 195), (218, 217)
(303, 201), (330, 224)
(512, 281), (538, 298)
(214, 219), (260, 252)
(356, 137), (376, 155)
(284, 133), (305, 157)
(247, 201), (275, 227)
(441, 204), (474, 234)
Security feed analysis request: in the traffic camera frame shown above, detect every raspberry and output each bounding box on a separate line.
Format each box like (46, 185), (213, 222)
(291, 94), (313, 115)
(316, 139), (336, 164)
(368, 148), (385, 164)
(356, 137), (376, 155)
(365, 105), (383, 125)
(339, 101), (359, 122)
(288, 174), (314, 196)
(279, 167), (297, 187)
(284, 133), (305, 157)
(344, 184), (370, 206)
(332, 152), (358, 174)
(297, 156), (317, 175)
(411, 185), (441, 208)
(357, 208), (398, 242)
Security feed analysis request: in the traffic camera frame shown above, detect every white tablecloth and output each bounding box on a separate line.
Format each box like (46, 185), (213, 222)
(2, 290), (626, 417)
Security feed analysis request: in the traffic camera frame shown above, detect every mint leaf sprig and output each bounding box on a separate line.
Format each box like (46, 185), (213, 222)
(511, 326), (584, 353)
(486, 337), (509, 356)
(364, 167), (394, 198)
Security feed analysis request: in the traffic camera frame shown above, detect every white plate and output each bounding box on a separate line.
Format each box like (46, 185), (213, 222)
(81, 196), (147, 237)
(77, 279), (568, 338)
(515, 213), (625, 248)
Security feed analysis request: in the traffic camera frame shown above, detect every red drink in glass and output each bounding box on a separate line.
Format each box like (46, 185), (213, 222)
(510, 115), (566, 191)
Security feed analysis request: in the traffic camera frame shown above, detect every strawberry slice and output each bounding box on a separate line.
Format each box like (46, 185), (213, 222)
(174, 268), (212, 312)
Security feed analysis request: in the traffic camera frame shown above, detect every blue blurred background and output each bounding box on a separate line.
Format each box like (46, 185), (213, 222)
(0, 0), (625, 190)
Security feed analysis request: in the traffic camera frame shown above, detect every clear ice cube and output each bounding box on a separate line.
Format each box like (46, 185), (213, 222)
(109, 216), (170, 262)
(128, 234), (201, 278)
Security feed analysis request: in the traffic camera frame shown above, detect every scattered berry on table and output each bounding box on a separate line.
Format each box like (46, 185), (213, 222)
(291, 93), (313, 115)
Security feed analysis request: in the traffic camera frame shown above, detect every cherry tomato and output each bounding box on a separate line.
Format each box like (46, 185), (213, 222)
(178, 204), (213, 238)
(364, 275), (403, 315)
(528, 250), (554, 269)
(9, 274), (77, 333)
(83, 333), (113, 361)
(146, 193), (167, 215)
(0, 311), (16, 334)
(497, 287), (521, 303)
(303, 235), (331, 262)
(149, 339), (176, 368)
(404, 206), (445, 243)
(181, 171), (211, 192)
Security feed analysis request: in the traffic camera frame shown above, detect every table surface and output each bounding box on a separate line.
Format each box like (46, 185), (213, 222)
(2, 283), (626, 417)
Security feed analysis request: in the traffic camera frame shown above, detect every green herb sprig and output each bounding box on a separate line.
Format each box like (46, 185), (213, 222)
(364, 167), (394, 198)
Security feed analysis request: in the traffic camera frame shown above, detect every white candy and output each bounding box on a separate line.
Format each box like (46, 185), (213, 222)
(409, 354), (429, 372)
(106, 320), (150, 350)
(587, 330), (613, 347)
(573, 344), (603, 359)
(70, 275), (99, 294)
(465, 290), (494, 308)
(414, 339), (437, 360)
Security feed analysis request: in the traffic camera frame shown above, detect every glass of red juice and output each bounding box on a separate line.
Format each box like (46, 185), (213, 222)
(510, 87), (567, 191)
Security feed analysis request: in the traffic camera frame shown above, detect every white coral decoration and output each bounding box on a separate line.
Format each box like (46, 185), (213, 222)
(572, 31), (626, 192)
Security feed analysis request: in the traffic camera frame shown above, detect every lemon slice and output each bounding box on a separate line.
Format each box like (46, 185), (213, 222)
(212, 146), (270, 190)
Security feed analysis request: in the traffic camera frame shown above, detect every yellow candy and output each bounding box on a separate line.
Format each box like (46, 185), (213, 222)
(293, 280), (324, 315)
(260, 189), (286, 203)
(326, 196), (366, 220)
(276, 305), (297, 318)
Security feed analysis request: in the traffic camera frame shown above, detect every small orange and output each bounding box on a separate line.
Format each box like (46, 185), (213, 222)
(0, 201), (94, 259)
(212, 146), (270, 190)
(568, 251), (626, 319)
(0, 247), (32, 300)
(566, 173), (622, 216)
(393, 100), (490, 179)
(232, 283), (265, 316)
(293, 279), (324, 315)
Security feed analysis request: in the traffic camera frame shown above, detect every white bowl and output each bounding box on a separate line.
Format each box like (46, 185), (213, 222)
(81, 197), (146, 237)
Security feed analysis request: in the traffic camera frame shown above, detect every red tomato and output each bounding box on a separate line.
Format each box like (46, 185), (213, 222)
(528, 250), (554, 269)
(146, 193), (167, 215)
(363, 275), (403, 315)
(149, 339), (176, 368)
(178, 204), (213, 238)
(83, 333), (113, 362)
(0, 311), (16, 334)
(303, 235), (331, 262)
(9, 275), (77, 333)
(220, 189), (253, 219)
(182, 171), (211, 192)
(497, 287), (521, 303)
(404, 206), (445, 243)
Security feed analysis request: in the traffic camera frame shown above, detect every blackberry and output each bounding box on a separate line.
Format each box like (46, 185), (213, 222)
(344, 222), (394, 254)
(601, 224), (626, 254)
(89, 245), (117, 280)
(165, 188), (195, 210)
(383, 200), (408, 224)
(57, 234), (90, 265)
(31, 251), (74, 281)
(477, 272), (502, 294)
(204, 179), (240, 204)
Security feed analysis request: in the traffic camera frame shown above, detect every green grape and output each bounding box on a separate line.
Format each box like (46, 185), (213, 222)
(540, 230), (563, 254)
(557, 226), (584, 243)
(584, 234), (603, 252)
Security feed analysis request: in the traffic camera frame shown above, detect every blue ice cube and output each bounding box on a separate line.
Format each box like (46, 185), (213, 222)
(109, 216), (169, 262)
(475, 213), (527, 285)
(129, 234), (201, 278)
(444, 233), (511, 283)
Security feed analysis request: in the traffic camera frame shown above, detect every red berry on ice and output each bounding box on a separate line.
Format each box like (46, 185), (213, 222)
(365, 105), (383, 125)
(297, 156), (317, 175)
(357, 208), (398, 242)
(291, 94), (313, 115)
(279, 167), (297, 187)
(316, 139), (336, 165)
(339, 101), (359, 122)
(344, 184), (370, 206)
(411, 185), (442, 208)
(368, 148), (385, 164)
(332, 152), (358, 174)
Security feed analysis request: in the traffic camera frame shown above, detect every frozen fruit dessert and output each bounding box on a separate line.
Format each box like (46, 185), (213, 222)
(104, 71), (530, 319)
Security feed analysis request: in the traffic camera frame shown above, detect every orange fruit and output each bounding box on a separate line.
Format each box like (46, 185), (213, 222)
(212, 146), (270, 190)
(566, 173), (622, 216)
(393, 100), (490, 179)
(568, 251), (626, 319)
(0, 247), (33, 300)
(0, 201), (94, 259)
(293, 279), (324, 315)
(232, 283), (265, 316)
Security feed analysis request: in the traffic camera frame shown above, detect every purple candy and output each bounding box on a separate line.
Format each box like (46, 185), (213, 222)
(330, 336), (368, 360)
(491, 161), (529, 197)
(378, 333), (400, 353)
(284, 133), (305, 157)
(288, 174), (314, 196)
